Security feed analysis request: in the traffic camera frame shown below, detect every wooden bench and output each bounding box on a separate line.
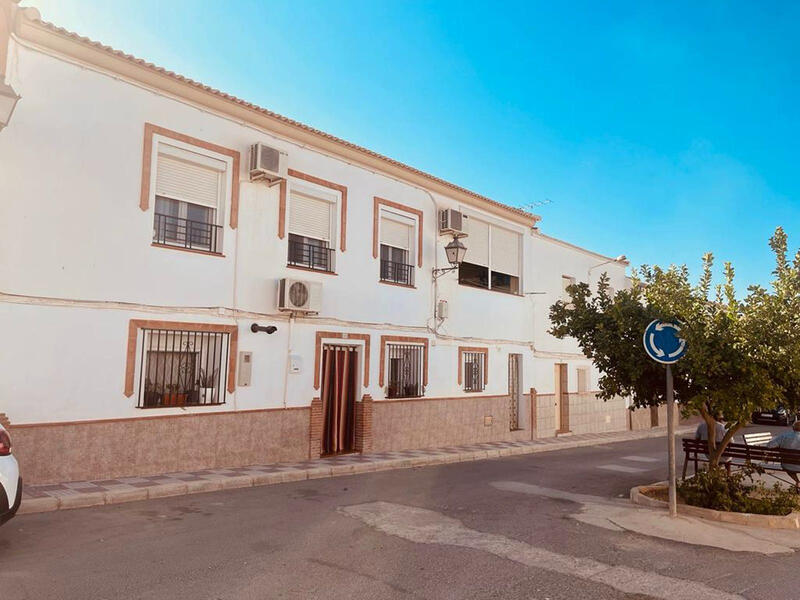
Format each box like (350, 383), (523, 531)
(681, 437), (800, 481)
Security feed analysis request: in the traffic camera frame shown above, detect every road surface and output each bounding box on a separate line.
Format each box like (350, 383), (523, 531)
(1, 424), (796, 599)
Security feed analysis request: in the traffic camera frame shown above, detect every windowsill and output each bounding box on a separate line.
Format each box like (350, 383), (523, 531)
(378, 279), (416, 289)
(458, 281), (523, 297)
(151, 243), (225, 258)
(463, 389), (486, 394)
(287, 264), (338, 276)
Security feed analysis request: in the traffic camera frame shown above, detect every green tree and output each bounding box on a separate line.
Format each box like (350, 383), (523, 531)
(550, 228), (800, 467)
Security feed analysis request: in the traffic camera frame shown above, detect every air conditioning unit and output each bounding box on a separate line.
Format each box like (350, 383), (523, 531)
(249, 142), (288, 182)
(439, 208), (468, 236)
(278, 278), (322, 313)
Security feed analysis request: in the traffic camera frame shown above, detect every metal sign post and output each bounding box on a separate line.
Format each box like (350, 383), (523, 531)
(643, 319), (687, 519)
(665, 364), (676, 517)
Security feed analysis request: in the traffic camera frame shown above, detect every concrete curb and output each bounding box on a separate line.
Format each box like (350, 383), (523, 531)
(18, 425), (693, 516)
(630, 482), (800, 530)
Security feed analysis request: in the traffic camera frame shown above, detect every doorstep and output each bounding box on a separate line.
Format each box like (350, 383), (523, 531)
(18, 425), (694, 515)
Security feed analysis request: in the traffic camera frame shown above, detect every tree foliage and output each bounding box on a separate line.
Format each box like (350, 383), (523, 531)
(550, 228), (800, 466)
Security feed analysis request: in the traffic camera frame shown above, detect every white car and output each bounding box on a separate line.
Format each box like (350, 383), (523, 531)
(0, 424), (21, 526)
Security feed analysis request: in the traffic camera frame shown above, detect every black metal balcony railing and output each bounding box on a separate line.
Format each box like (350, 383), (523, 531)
(288, 239), (334, 272)
(380, 259), (414, 286)
(153, 213), (223, 254)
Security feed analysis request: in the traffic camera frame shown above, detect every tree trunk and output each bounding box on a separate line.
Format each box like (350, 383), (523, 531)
(699, 404), (742, 468)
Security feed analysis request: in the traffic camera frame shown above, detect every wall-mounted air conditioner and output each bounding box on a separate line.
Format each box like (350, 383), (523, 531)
(439, 208), (468, 236)
(249, 142), (288, 183)
(278, 278), (322, 313)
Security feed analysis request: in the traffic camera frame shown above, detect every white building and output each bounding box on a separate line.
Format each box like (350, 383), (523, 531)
(0, 4), (636, 484)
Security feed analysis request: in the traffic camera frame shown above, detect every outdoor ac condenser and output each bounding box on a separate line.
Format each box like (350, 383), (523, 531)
(439, 208), (468, 236)
(249, 142), (288, 182)
(278, 278), (322, 314)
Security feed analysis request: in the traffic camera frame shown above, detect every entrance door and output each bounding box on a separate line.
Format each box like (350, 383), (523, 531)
(508, 354), (522, 430)
(554, 363), (570, 433)
(320, 344), (358, 455)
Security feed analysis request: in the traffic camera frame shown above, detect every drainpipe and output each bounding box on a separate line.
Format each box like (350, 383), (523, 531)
(281, 314), (294, 409)
(419, 189), (441, 335)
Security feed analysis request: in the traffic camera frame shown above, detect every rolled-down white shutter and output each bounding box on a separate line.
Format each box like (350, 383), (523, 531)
(156, 154), (221, 209)
(380, 215), (412, 250)
(466, 218), (489, 267)
(289, 193), (332, 241)
(490, 226), (521, 276)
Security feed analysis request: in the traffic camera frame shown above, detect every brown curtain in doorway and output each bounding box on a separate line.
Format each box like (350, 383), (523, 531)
(320, 345), (358, 455)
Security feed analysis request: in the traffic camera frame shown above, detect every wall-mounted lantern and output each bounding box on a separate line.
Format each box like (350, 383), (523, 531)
(433, 237), (468, 280)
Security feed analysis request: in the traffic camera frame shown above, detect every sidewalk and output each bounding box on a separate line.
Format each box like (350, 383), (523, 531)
(18, 425), (694, 515)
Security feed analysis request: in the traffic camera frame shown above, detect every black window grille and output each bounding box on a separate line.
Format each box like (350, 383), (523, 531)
(153, 197), (222, 254)
(463, 352), (486, 393)
(137, 328), (229, 408)
(387, 344), (425, 399)
(380, 244), (414, 286)
(288, 234), (334, 272)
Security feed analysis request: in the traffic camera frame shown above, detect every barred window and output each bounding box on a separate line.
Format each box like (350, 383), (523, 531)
(386, 343), (425, 399)
(463, 351), (486, 393)
(137, 328), (230, 408)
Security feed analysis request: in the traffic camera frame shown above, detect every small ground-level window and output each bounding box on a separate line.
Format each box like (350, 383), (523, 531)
(138, 328), (230, 408)
(387, 343), (425, 398)
(463, 351), (486, 393)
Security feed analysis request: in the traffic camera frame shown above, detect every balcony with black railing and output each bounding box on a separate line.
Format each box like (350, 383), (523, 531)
(153, 213), (223, 254)
(380, 259), (414, 286)
(288, 239), (335, 272)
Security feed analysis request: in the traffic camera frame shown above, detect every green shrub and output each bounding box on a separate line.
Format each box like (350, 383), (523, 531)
(678, 466), (800, 516)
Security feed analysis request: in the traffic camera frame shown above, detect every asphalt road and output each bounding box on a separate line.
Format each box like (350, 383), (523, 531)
(1, 423), (796, 600)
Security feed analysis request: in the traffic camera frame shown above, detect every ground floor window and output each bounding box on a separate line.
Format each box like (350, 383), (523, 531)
(386, 343), (425, 398)
(138, 328), (230, 408)
(463, 351), (486, 393)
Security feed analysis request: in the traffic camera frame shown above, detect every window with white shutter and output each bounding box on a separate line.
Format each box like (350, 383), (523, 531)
(152, 144), (226, 254)
(459, 216), (521, 294)
(287, 190), (335, 272)
(379, 212), (415, 286)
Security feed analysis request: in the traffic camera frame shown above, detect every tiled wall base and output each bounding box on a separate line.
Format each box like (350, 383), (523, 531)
(371, 395), (532, 452)
(13, 408), (310, 485)
(536, 392), (628, 437)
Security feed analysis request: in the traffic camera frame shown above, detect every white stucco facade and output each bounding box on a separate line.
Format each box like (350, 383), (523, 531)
(0, 10), (633, 482)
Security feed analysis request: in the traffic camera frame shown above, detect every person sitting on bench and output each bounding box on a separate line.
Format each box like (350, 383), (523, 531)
(766, 421), (800, 491)
(695, 413), (732, 473)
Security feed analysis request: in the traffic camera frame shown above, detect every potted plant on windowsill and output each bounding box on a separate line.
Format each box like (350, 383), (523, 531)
(197, 368), (219, 405)
(162, 383), (188, 407)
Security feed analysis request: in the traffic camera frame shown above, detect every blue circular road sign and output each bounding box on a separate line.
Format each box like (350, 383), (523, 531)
(643, 320), (687, 364)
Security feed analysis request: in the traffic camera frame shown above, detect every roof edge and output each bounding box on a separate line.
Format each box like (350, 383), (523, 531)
(15, 10), (540, 228)
(532, 230), (630, 266)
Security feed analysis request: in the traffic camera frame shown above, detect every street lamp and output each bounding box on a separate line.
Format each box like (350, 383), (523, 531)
(433, 237), (467, 280)
(0, 81), (20, 132)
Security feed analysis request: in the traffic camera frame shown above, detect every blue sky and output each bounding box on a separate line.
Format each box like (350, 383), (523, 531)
(27, 1), (800, 292)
